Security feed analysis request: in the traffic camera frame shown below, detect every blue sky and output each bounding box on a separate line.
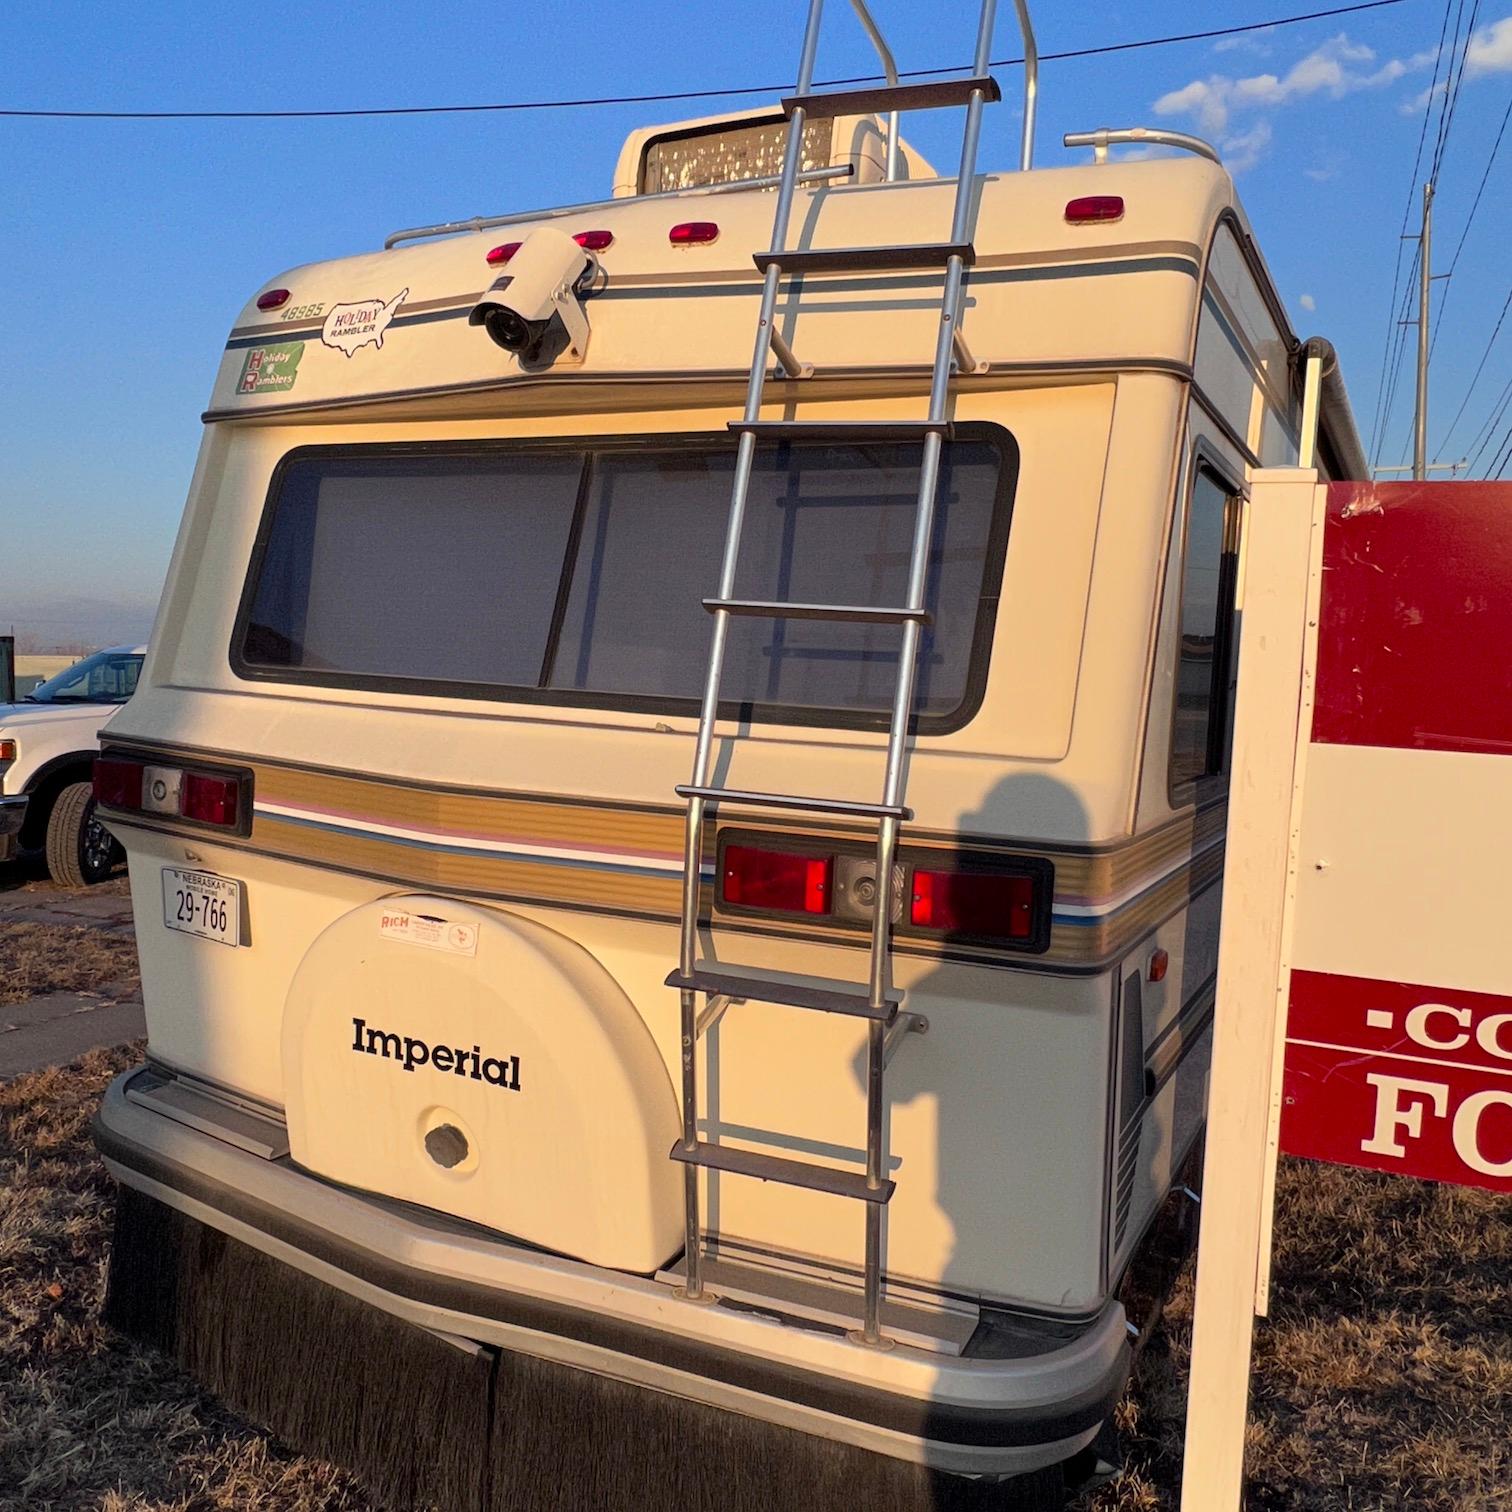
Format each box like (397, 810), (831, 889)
(2, 0), (1510, 645)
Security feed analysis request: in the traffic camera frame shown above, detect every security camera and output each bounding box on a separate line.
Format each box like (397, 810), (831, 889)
(468, 226), (595, 366)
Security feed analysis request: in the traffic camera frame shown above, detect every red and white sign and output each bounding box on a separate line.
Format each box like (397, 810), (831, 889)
(1277, 481), (1512, 1194)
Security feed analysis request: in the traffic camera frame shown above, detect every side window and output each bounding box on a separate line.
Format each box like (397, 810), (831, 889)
(1170, 467), (1242, 791)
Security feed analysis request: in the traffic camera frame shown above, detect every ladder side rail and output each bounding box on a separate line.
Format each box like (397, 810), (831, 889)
(857, 70), (997, 1346)
(1009, 0), (1037, 170)
(675, 0), (828, 1305)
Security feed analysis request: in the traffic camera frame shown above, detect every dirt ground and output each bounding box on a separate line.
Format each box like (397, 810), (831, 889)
(0, 1047), (1506, 1510)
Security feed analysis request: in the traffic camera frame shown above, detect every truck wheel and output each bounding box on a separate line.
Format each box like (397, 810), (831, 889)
(46, 782), (119, 887)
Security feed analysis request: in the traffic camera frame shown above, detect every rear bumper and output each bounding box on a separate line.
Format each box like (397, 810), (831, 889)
(95, 1064), (1129, 1478)
(0, 794), (27, 838)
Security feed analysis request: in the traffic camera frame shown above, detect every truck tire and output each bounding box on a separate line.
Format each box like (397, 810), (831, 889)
(46, 781), (118, 887)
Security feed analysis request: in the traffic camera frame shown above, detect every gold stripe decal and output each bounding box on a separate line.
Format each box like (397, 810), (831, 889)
(107, 743), (1225, 972)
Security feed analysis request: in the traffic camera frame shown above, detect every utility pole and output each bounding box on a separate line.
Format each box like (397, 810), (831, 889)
(1414, 180), (1434, 482)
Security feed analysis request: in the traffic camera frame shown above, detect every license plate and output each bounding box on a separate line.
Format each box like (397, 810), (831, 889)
(162, 867), (243, 947)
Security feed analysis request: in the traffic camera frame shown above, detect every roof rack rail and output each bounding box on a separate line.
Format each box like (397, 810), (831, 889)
(1063, 127), (1221, 166)
(383, 162), (853, 250)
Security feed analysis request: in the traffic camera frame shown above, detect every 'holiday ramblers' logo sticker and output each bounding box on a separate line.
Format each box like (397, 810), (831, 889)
(237, 342), (303, 394)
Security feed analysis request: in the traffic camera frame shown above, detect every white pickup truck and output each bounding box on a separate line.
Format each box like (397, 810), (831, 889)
(0, 645), (145, 886)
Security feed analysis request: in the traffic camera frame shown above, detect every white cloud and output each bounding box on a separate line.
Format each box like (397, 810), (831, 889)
(1467, 16), (1512, 77)
(1149, 24), (1512, 168)
(1154, 33), (1415, 138)
(1300, 293), (1317, 312)
(1221, 121), (1274, 175)
(1214, 30), (1273, 57)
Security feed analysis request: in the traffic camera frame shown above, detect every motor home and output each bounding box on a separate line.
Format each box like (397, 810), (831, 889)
(92, 2), (1366, 1506)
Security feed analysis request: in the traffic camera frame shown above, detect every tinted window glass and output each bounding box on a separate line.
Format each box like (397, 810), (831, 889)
(242, 454), (581, 685)
(550, 442), (1001, 715)
(28, 651), (142, 705)
(1170, 470), (1240, 787)
(239, 434), (1013, 729)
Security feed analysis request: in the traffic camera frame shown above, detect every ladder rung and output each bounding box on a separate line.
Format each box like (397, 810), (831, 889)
(782, 75), (1001, 121)
(754, 242), (975, 275)
(676, 785), (912, 821)
(671, 1140), (895, 1204)
(729, 419), (952, 442)
(667, 967), (901, 1022)
(704, 598), (929, 626)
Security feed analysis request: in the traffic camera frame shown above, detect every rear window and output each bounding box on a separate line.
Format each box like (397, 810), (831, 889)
(234, 431), (1017, 732)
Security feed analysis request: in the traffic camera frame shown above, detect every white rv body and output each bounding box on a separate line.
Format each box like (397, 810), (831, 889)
(94, 106), (1363, 1481)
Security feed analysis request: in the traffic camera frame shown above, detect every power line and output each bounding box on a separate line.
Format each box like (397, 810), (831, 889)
(0, 0), (1406, 120)
(1439, 285), (1512, 452)
(1389, 0), (1480, 469)
(1430, 0), (1481, 179)
(1466, 371), (1512, 473)
(1429, 85), (1511, 360)
(1367, 0), (1454, 464)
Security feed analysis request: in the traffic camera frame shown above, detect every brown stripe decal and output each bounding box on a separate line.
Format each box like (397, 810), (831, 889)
(102, 740), (1225, 973)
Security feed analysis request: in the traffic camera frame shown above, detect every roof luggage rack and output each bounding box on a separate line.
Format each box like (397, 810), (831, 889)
(1063, 126), (1222, 165)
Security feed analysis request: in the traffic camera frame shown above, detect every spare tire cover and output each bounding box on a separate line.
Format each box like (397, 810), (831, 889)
(282, 894), (682, 1273)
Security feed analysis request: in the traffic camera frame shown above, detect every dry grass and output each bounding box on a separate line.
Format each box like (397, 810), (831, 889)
(0, 1045), (1507, 1509)
(0, 924), (139, 1008)
(0, 1045), (368, 1511)
(1072, 1165), (1512, 1511)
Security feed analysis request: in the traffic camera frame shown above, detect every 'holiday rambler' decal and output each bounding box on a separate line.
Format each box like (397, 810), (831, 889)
(320, 288), (408, 357)
(350, 1017), (521, 1090)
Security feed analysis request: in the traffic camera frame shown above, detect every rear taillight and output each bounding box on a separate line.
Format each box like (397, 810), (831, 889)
(93, 756), (144, 811)
(717, 831), (1050, 949)
(722, 843), (832, 916)
(0, 738), (17, 765)
(94, 755), (246, 832)
(182, 771), (240, 827)
(910, 868), (1036, 941)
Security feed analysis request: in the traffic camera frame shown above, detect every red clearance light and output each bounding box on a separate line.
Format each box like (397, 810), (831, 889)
(485, 242), (522, 266)
(722, 843), (832, 916)
(181, 771), (241, 828)
(256, 288), (291, 311)
(94, 756), (144, 812)
(1149, 947), (1170, 983)
(670, 221), (719, 246)
(910, 868), (1036, 940)
(1065, 195), (1125, 225)
(573, 229), (614, 251)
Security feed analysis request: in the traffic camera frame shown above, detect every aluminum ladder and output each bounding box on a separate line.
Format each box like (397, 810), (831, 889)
(667, 0), (1036, 1348)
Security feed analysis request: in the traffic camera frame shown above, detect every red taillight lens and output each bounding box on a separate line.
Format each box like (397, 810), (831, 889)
(256, 288), (291, 311)
(1065, 195), (1125, 225)
(722, 844), (832, 916)
(670, 221), (719, 246)
(0, 739), (16, 763)
(181, 771), (240, 828)
(94, 757), (144, 811)
(910, 868), (1036, 940)
(573, 229), (614, 251)
(485, 242), (522, 265)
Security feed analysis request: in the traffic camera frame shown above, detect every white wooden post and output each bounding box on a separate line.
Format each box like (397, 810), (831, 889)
(1178, 468), (1328, 1510)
